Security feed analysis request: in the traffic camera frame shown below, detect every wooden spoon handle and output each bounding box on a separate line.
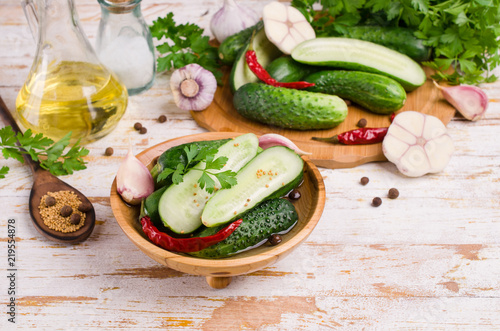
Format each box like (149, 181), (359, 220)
(0, 96), (40, 175)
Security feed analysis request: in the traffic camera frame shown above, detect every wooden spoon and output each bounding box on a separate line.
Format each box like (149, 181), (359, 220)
(0, 96), (95, 243)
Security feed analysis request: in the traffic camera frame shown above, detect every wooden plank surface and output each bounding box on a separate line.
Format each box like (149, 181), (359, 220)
(1, 0), (499, 329)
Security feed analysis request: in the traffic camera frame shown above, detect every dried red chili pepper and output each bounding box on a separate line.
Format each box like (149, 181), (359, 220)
(390, 112), (396, 122)
(312, 127), (389, 145)
(140, 216), (242, 253)
(245, 50), (315, 89)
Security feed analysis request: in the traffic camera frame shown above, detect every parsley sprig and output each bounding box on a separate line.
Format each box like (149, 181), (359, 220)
(150, 12), (222, 82)
(292, 0), (500, 85)
(0, 126), (89, 178)
(157, 145), (237, 194)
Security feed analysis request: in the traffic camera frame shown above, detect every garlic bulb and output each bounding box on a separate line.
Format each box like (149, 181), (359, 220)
(116, 146), (155, 205)
(170, 64), (217, 111)
(210, 0), (260, 43)
(382, 111), (454, 177)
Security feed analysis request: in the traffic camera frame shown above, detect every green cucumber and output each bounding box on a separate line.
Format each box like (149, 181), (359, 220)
(202, 146), (303, 228)
(233, 83), (348, 130)
(218, 21), (263, 65)
(150, 139), (230, 189)
(292, 37), (427, 91)
(144, 186), (168, 227)
(335, 26), (431, 62)
(305, 70), (406, 114)
(158, 134), (259, 234)
(190, 198), (298, 258)
(229, 27), (281, 93)
(266, 56), (318, 82)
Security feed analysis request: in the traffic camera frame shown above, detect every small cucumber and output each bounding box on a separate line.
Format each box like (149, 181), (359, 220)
(292, 37), (426, 91)
(218, 21), (263, 65)
(336, 26), (431, 62)
(229, 27), (281, 93)
(266, 56), (318, 82)
(150, 139), (230, 189)
(190, 198), (298, 258)
(305, 70), (406, 114)
(158, 134), (259, 234)
(233, 83), (348, 130)
(144, 186), (168, 227)
(202, 146), (303, 228)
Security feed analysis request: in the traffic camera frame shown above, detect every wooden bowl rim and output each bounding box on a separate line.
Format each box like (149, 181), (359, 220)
(110, 132), (326, 269)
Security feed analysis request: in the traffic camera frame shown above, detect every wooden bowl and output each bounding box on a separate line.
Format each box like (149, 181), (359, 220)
(110, 132), (326, 288)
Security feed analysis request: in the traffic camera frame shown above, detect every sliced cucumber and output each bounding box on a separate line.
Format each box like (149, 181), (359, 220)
(292, 37), (427, 91)
(202, 146), (303, 228)
(229, 27), (281, 93)
(158, 134), (259, 234)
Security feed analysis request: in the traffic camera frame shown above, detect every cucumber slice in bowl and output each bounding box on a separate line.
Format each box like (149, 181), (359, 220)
(158, 133), (259, 234)
(202, 146), (304, 228)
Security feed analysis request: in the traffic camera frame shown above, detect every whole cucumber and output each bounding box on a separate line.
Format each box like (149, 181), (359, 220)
(189, 198), (298, 258)
(338, 26), (431, 62)
(233, 83), (348, 130)
(305, 70), (406, 114)
(266, 56), (318, 82)
(218, 21), (264, 65)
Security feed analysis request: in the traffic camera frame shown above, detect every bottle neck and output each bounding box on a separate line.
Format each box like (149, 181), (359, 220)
(98, 0), (142, 14)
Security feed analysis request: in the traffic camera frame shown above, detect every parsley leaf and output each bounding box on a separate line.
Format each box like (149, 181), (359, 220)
(150, 12), (222, 82)
(0, 126), (89, 178)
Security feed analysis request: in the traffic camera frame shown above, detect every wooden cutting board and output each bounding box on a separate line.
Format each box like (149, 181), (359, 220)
(191, 67), (456, 169)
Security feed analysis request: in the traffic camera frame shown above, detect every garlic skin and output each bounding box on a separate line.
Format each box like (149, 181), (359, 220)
(170, 64), (217, 111)
(117, 147), (154, 205)
(262, 1), (316, 55)
(382, 111), (454, 177)
(259, 133), (311, 156)
(210, 0), (260, 43)
(433, 81), (489, 121)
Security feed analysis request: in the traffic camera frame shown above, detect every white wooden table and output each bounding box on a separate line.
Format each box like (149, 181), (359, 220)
(1, 0), (499, 329)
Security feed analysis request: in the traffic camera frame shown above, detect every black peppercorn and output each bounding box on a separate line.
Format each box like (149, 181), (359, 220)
(70, 213), (81, 225)
(357, 118), (367, 128)
(372, 197), (382, 207)
(60, 205), (73, 217)
(360, 177), (369, 185)
(104, 147), (114, 156)
(268, 234), (282, 245)
(388, 188), (399, 199)
(134, 122), (142, 130)
(45, 196), (56, 207)
(288, 189), (301, 200)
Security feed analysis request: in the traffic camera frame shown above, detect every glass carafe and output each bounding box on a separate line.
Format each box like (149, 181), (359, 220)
(16, 0), (128, 144)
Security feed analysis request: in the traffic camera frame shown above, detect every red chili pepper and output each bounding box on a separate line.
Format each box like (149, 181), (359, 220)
(245, 50), (315, 89)
(390, 112), (396, 122)
(140, 216), (242, 253)
(312, 127), (389, 145)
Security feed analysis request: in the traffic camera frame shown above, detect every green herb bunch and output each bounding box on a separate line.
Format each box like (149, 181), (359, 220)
(150, 12), (222, 81)
(292, 0), (500, 85)
(157, 145), (237, 194)
(0, 126), (89, 178)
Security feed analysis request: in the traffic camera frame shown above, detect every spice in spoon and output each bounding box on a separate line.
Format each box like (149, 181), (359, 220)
(39, 191), (86, 232)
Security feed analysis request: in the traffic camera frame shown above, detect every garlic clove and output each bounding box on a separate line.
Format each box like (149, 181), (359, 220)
(433, 81), (489, 121)
(170, 64), (217, 111)
(262, 1), (316, 55)
(210, 0), (260, 43)
(116, 146), (155, 205)
(258, 133), (311, 156)
(382, 111), (454, 177)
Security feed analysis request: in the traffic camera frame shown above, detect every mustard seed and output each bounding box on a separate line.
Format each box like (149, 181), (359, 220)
(158, 115), (167, 123)
(388, 188), (399, 199)
(105, 147), (114, 156)
(60, 205), (73, 217)
(70, 213), (81, 225)
(39, 191), (86, 233)
(45, 196), (56, 207)
(134, 122), (142, 130)
(372, 197), (382, 207)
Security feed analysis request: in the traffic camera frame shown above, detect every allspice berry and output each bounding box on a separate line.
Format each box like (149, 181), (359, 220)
(70, 213), (81, 225)
(360, 177), (369, 185)
(78, 202), (92, 213)
(104, 147), (114, 156)
(158, 115), (167, 123)
(372, 197), (382, 207)
(45, 196), (56, 207)
(60, 205), (73, 217)
(268, 234), (282, 246)
(357, 118), (367, 128)
(139, 127), (147, 134)
(134, 122), (142, 130)
(388, 188), (399, 199)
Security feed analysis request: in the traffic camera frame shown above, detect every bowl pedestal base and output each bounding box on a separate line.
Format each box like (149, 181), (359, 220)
(206, 276), (232, 289)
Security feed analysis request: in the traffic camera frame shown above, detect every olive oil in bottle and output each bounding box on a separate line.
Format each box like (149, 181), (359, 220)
(16, 61), (128, 144)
